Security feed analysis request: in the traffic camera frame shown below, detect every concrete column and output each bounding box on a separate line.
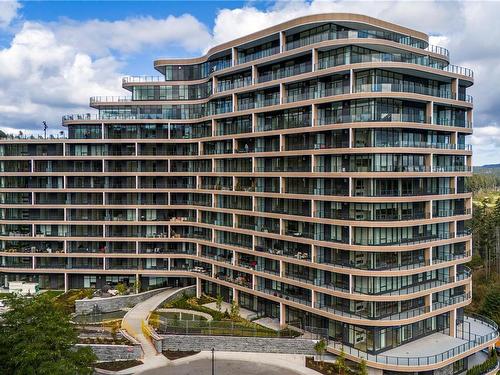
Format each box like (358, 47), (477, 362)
(232, 93), (237, 112)
(425, 247), (432, 266)
(350, 69), (354, 94)
(427, 101), (434, 124)
(279, 31), (286, 52)
(231, 47), (238, 66)
(233, 288), (239, 303)
(449, 309), (456, 337)
(451, 78), (458, 100)
(312, 48), (318, 71)
(196, 277), (202, 298)
(425, 293), (433, 312)
(311, 104), (317, 126)
(252, 65), (258, 84)
(64, 273), (68, 292)
(212, 76), (218, 94)
(279, 302), (286, 328)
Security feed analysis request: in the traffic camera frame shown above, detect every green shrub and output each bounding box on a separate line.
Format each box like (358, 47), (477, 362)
(466, 349), (497, 375)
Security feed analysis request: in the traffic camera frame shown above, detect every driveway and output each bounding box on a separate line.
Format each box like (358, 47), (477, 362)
(141, 358), (304, 375)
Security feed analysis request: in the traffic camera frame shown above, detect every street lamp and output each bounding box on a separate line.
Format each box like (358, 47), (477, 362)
(211, 347), (215, 375)
(42, 121), (48, 139)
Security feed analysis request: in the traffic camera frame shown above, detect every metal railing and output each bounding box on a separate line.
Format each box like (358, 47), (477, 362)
(122, 76), (164, 84)
(90, 96), (132, 104)
(155, 318), (297, 338)
(328, 314), (497, 366)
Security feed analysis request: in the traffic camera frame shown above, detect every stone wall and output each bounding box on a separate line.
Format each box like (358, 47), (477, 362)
(157, 334), (316, 355)
(78, 344), (142, 362)
(75, 287), (170, 314)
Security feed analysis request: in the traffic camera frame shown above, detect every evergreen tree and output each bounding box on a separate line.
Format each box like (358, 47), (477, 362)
(0, 293), (96, 375)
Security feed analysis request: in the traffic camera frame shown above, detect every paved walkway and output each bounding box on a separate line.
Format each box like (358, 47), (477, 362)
(140, 351), (320, 375)
(120, 287), (188, 374)
(202, 301), (257, 319)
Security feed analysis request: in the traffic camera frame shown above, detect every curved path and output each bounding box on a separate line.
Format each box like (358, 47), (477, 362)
(120, 287), (189, 374)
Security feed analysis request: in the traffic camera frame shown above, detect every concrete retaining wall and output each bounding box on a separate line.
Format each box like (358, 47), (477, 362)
(157, 334), (316, 355)
(78, 344), (142, 362)
(75, 287), (170, 314)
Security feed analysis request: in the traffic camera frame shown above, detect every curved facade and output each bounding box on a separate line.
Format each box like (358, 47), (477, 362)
(0, 13), (497, 373)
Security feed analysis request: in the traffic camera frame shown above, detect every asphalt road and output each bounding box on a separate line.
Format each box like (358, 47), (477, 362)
(140, 359), (304, 375)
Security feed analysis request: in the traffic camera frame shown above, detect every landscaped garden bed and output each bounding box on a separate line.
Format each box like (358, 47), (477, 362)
(155, 294), (300, 338)
(94, 359), (142, 371)
(305, 356), (359, 375)
(56, 289), (95, 312)
(163, 350), (200, 360)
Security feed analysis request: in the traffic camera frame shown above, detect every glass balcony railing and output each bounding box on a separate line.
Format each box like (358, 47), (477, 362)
(432, 208), (471, 217)
(433, 118), (472, 128)
(216, 77), (253, 93)
(257, 63), (312, 83)
(329, 314), (497, 367)
(238, 46), (281, 64)
(355, 141), (472, 150)
(355, 83), (473, 103)
(256, 286), (311, 306)
(315, 211), (429, 221)
(90, 96), (132, 104)
(317, 52), (472, 78)
(353, 231), (471, 247)
(285, 29), (449, 59)
(122, 76), (164, 84)
(317, 113), (425, 126)
(316, 293), (470, 322)
(353, 187), (457, 197)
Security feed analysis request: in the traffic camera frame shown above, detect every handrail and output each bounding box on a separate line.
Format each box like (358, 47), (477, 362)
(329, 314), (498, 366)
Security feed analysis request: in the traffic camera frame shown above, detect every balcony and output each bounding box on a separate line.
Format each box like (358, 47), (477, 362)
(285, 28), (449, 60)
(353, 268), (471, 296)
(329, 315), (497, 367)
(238, 46), (280, 64)
(317, 113), (425, 126)
(353, 231), (470, 247)
(355, 83), (473, 103)
(122, 76), (163, 84)
(317, 51), (473, 78)
(256, 286), (311, 306)
(216, 77), (252, 93)
(257, 62), (312, 83)
(316, 293), (470, 322)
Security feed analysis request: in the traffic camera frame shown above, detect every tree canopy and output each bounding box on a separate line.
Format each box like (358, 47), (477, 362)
(0, 293), (96, 375)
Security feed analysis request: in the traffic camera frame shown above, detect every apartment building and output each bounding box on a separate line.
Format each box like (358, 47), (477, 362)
(0, 13), (497, 374)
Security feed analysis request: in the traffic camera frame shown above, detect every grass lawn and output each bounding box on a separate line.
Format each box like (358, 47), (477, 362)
(42, 290), (65, 299)
(55, 289), (94, 312)
(157, 294), (300, 338)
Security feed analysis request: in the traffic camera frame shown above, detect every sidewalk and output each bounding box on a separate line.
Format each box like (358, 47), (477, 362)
(119, 287), (189, 374)
(141, 351), (320, 375)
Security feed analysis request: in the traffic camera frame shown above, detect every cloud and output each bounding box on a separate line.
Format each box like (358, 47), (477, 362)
(49, 14), (211, 57)
(0, 0), (21, 28)
(0, 13), (212, 134)
(0, 1), (499, 165)
(0, 22), (123, 133)
(210, 0), (466, 46)
(209, 0), (500, 166)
